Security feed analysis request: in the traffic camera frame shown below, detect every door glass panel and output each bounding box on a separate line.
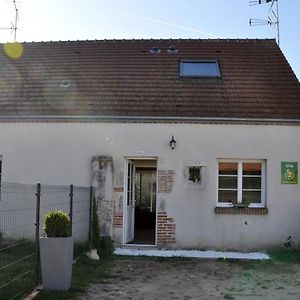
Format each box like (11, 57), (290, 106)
(130, 165), (134, 205)
(127, 163), (134, 206)
(127, 176), (130, 206)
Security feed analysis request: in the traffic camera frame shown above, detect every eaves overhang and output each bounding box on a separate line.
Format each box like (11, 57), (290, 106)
(0, 115), (300, 125)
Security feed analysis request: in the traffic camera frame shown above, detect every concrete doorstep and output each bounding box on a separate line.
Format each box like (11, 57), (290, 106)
(114, 247), (270, 260)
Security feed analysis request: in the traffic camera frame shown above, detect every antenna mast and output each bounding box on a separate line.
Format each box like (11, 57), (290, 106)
(0, 0), (19, 42)
(249, 0), (280, 45)
(13, 0), (19, 41)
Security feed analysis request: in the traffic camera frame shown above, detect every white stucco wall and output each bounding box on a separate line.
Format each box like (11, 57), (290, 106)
(0, 122), (299, 250)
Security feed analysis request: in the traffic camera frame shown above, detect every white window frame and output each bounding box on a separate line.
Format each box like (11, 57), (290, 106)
(217, 159), (266, 208)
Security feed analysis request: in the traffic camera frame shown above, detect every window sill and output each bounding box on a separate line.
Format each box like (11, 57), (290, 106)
(215, 207), (268, 215)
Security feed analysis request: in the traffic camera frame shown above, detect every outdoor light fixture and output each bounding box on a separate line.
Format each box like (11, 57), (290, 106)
(169, 136), (177, 150)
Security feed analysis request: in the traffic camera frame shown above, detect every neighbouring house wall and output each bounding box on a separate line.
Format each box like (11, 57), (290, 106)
(0, 122), (299, 250)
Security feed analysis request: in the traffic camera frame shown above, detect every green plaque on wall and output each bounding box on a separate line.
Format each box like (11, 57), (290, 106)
(281, 162), (298, 184)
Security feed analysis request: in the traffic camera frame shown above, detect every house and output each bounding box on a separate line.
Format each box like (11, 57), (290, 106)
(0, 39), (299, 250)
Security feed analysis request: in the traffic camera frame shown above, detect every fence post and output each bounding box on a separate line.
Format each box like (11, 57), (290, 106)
(88, 186), (93, 247)
(69, 184), (73, 236)
(35, 183), (41, 286)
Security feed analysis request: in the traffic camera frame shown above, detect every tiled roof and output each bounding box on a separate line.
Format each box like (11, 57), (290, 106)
(0, 39), (299, 122)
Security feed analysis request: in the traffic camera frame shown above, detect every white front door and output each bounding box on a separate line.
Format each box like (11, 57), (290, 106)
(125, 160), (135, 243)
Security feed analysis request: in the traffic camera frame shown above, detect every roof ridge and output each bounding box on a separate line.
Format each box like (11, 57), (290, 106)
(0, 38), (277, 45)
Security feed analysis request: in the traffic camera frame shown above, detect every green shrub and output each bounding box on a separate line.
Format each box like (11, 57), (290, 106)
(43, 210), (71, 237)
(91, 194), (100, 252)
(100, 236), (115, 257)
(90, 194), (114, 257)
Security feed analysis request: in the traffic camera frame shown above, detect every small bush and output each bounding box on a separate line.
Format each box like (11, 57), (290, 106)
(43, 210), (71, 237)
(100, 236), (115, 257)
(91, 194), (100, 252)
(269, 249), (300, 262)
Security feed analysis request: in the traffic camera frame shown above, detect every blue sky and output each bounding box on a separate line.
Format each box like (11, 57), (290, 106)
(0, 0), (299, 79)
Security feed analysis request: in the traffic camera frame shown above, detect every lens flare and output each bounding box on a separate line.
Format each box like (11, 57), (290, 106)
(0, 63), (22, 98)
(3, 42), (24, 59)
(43, 73), (78, 112)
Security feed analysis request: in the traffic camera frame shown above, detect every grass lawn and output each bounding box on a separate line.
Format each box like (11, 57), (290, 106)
(36, 254), (112, 300)
(2, 245), (299, 300)
(0, 240), (91, 300)
(36, 249), (300, 300)
(0, 240), (36, 300)
(268, 249), (300, 262)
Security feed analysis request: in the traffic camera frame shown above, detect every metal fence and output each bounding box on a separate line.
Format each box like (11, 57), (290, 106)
(0, 182), (92, 300)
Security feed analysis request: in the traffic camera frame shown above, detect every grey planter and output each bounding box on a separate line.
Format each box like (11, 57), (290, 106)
(40, 237), (74, 291)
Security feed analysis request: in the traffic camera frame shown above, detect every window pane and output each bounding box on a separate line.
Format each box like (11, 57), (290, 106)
(180, 61), (220, 77)
(127, 176), (130, 190)
(219, 163), (238, 175)
(218, 190), (237, 203)
(242, 191), (261, 204)
(127, 190), (130, 205)
(218, 176), (238, 189)
(242, 177), (261, 189)
(243, 163), (261, 176)
(128, 164), (131, 177)
(188, 167), (201, 182)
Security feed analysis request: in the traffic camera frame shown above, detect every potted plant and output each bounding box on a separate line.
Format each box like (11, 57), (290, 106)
(40, 210), (73, 291)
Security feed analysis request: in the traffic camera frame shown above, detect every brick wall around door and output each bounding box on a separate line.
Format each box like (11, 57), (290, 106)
(157, 212), (176, 246)
(113, 213), (123, 228)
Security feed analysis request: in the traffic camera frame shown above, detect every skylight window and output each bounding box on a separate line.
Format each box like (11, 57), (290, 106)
(180, 60), (221, 78)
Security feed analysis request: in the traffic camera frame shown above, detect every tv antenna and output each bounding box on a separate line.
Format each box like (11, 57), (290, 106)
(249, 0), (280, 45)
(0, 0), (19, 42)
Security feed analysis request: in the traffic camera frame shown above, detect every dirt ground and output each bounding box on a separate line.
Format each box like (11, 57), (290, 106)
(83, 257), (300, 300)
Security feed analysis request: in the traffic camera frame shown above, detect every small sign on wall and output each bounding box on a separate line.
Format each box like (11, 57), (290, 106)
(281, 162), (298, 184)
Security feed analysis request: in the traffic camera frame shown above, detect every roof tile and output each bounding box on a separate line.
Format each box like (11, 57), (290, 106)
(0, 39), (299, 120)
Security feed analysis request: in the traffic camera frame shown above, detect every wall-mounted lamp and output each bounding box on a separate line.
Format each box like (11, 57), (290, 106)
(169, 135), (177, 150)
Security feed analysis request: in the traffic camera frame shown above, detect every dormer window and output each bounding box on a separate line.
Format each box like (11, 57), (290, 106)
(180, 60), (221, 78)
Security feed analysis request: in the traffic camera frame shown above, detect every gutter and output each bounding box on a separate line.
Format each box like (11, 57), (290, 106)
(0, 115), (300, 125)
